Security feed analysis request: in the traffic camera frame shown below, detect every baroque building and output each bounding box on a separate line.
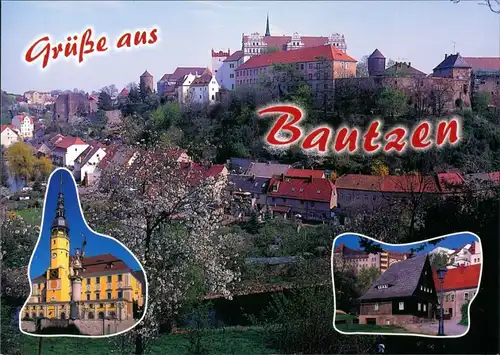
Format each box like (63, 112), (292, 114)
(21, 175), (144, 326)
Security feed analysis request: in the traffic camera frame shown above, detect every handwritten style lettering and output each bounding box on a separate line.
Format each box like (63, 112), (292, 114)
(258, 104), (462, 155)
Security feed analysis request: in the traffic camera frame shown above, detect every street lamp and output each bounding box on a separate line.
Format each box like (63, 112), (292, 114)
(437, 267), (448, 336)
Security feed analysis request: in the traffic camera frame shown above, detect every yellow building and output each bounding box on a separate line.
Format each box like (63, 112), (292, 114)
(22, 181), (144, 321)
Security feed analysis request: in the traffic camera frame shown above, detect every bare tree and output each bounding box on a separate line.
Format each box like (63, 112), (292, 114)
(452, 0), (500, 13)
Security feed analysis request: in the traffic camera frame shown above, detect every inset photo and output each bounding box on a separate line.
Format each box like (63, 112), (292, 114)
(332, 232), (482, 337)
(20, 169), (147, 337)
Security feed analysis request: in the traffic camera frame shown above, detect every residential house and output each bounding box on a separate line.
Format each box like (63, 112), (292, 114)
(23, 91), (52, 105)
(157, 67), (210, 97)
(432, 264), (480, 320)
(36, 143), (52, 158)
(11, 114), (34, 139)
(358, 254), (438, 326)
(334, 174), (440, 213)
(266, 174), (336, 221)
(448, 240), (482, 268)
(1, 125), (20, 148)
(220, 50), (245, 91)
(235, 45), (357, 95)
(33, 123), (46, 140)
(211, 49), (230, 89)
(165, 148), (192, 163)
(286, 168), (325, 179)
(227, 174), (270, 215)
(188, 74), (220, 105)
(245, 162), (290, 178)
(73, 143), (108, 184)
(436, 172), (466, 196)
(93, 145), (139, 182)
(51, 136), (89, 167)
(333, 243), (408, 274)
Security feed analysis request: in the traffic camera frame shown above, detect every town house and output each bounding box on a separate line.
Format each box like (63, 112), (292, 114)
(358, 254), (438, 326)
(227, 175), (270, 216)
(1, 125), (20, 148)
(51, 136), (89, 167)
(432, 264), (480, 320)
(73, 142), (108, 184)
(11, 113), (34, 139)
(266, 174), (336, 221)
(286, 168), (325, 179)
(245, 162), (290, 178)
(188, 73), (220, 105)
(334, 174), (440, 213)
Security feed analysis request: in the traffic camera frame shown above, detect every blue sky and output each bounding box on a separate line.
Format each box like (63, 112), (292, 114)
(334, 233), (479, 253)
(29, 169), (141, 279)
(1, 1), (498, 94)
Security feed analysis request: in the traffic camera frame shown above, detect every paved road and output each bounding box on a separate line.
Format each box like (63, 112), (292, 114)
(403, 319), (468, 336)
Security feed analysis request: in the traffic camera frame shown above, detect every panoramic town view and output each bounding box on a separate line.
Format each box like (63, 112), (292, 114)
(333, 233), (482, 336)
(1, 1), (499, 354)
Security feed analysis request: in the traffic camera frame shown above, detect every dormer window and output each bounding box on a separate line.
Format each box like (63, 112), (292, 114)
(376, 284), (389, 289)
(272, 185), (278, 192)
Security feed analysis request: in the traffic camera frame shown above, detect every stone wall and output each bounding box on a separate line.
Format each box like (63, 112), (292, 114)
(72, 319), (137, 336)
(21, 320), (36, 332)
(359, 314), (430, 326)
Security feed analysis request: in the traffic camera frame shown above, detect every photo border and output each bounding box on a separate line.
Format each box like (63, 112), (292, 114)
(331, 231), (483, 338)
(18, 167), (150, 338)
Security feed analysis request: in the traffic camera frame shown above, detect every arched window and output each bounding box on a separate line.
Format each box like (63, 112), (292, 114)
(39, 312), (44, 318)
(88, 312), (95, 319)
(109, 311), (117, 319)
(60, 312), (66, 319)
(98, 312), (105, 319)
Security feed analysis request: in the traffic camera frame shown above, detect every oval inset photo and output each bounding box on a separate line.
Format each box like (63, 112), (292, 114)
(331, 232), (482, 338)
(20, 168), (147, 337)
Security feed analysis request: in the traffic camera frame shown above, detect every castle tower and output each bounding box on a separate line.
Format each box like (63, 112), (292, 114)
(368, 48), (386, 77)
(45, 174), (71, 303)
(139, 70), (154, 93)
(265, 14), (271, 37)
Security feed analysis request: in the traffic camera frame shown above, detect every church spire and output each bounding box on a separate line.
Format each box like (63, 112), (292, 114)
(52, 171), (69, 232)
(265, 14), (271, 37)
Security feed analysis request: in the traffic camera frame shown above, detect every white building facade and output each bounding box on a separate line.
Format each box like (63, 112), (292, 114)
(73, 145), (107, 183)
(11, 114), (34, 139)
(1, 125), (20, 148)
(220, 51), (245, 91)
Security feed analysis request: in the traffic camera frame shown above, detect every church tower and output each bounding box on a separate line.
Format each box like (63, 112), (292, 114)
(45, 174), (71, 303)
(265, 14), (271, 37)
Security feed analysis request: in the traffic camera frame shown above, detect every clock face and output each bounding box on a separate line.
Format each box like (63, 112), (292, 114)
(52, 253), (57, 259)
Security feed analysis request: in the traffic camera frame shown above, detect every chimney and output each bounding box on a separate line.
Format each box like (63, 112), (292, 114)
(251, 174), (256, 181)
(280, 173), (284, 181)
(445, 54), (448, 59)
(408, 62), (411, 68)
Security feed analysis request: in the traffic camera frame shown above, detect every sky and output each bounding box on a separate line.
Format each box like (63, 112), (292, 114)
(334, 232), (479, 253)
(1, 1), (499, 94)
(29, 169), (141, 279)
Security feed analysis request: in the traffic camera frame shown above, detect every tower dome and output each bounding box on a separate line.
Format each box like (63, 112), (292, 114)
(368, 48), (386, 76)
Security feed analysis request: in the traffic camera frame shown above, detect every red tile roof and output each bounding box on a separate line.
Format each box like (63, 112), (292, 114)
(169, 67), (210, 82)
(437, 172), (465, 192)
(432, 264), (481, 291)
(236, 45), (356, 71)
(191, 74), (213, 86)
(1, 124), (17, 133)
(54, 136), (86, 150)
(223, 50), (244, 62)
(286, 168), (325, 179)
(13, 114), (34, 125)
(268, 175), (334, 203)
(335, 174), (440, 193)
(159, 73), (172, 82)
(489, 172), (500, 183)
(462, 57), (500, 72)
(119, 88), (129, 96)
(49, 134), (65, 146)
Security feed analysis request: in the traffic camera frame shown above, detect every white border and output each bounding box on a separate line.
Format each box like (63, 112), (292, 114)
(331, 231), (483, 338)
(19, 167), (149, 338)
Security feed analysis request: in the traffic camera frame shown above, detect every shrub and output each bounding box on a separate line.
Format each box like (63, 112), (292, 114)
(459, 301), (469, 326)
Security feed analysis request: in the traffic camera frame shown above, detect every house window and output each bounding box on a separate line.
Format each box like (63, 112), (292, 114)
(374, 303), (379, 310)
(308, 73), (312, 80)
(118, 274), (122, 282)
(420, 285), (423, 291)
(118, 291), (123, 298)
(107, 276), (112, 283)
(107, 292), (112, 299)
(212, 95), (215, 100)
(308, 63), (313, 69)
(464, 292), (469, 301)
(230, 74), (234, 78)
(96, 277), (100, 284)
(86, 294), (90, 301)
(230, 64), (234, 68)
(399, 302), (404, 310)
(300, 64), (304, 70)
(423, 304), (427, 312)
(418, 303), (421, 311)
(316, 73), (320, 80)
(96, 293), (100, 300)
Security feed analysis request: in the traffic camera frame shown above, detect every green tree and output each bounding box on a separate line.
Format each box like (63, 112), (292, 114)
(376, 87), (408, 119)
(429, 252), (451, 267)
(356, 267), (381, 295)
(97, 91), (113, 111)
(472, 91), (491, 113)
(4, 142), (35, 181)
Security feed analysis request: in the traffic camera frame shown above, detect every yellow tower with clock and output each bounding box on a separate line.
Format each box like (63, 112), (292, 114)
(45, 185), (71, 302)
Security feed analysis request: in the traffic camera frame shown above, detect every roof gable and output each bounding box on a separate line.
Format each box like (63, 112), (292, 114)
(359, 254), (429, 301)
(268, 175), (334, 202)
(245, 162), (290, 178)
(434, 54), (471, 71)
(432, 264), (480, 291)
